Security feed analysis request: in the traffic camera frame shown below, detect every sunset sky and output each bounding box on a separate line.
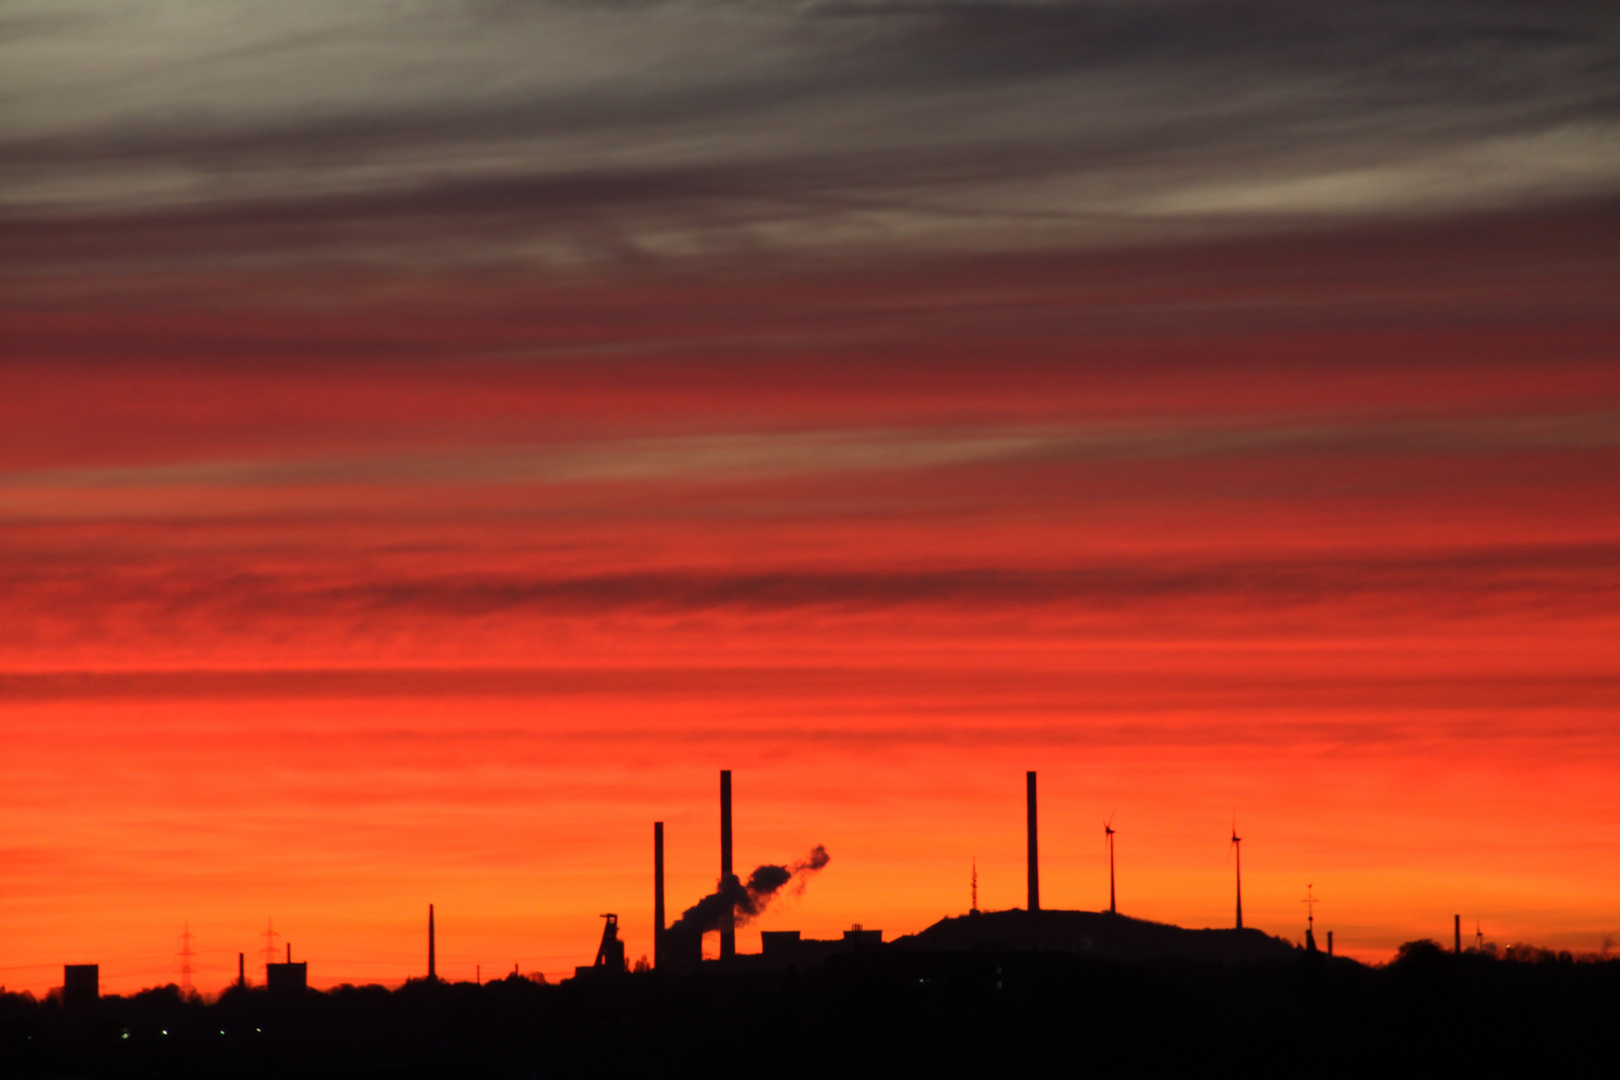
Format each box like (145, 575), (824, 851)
(3, 1), (1619, 995)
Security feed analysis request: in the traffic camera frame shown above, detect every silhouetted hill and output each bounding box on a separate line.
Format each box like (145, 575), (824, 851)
(894, 908), (1299, 963)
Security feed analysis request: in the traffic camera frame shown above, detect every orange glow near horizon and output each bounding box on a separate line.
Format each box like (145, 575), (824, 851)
(3, 214), (1619, 995)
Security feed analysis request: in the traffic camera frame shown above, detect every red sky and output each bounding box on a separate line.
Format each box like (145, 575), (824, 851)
(3, 198), (1619, 993)
(6, 0), (1620, 995)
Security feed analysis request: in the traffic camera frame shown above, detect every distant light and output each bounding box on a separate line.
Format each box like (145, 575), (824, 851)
(120, 1033), (129, 1040)
(161, 1030), (168, 1036)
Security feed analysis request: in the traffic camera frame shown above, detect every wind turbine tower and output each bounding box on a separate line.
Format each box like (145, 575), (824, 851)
(1104, 814), (1117, 915)
(1231, 824), (1244, 930)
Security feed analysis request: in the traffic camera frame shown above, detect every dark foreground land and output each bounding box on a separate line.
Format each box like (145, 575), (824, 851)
(3, 943), (1617, 1078)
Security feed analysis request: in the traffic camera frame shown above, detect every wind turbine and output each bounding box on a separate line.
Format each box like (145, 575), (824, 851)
(1230, 818), (1243, 930)
(1104, 813), (1117, 915)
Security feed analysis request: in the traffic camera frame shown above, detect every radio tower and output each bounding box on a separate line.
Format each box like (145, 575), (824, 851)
(260, 918), (282, 978)
(178, 923), (196, 994)
(970, 857), (979, 914)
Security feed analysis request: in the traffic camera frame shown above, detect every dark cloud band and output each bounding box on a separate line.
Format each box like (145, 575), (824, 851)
(3, 1), (1617, 263)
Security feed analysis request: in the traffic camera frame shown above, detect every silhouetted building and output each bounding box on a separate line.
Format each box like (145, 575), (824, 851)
(752, 927), (884, 968)
(663, 926), (703, 970)
(266, 962), (308, 994)
(63, 965), (98, 1009)
(843, 925), (883, 949)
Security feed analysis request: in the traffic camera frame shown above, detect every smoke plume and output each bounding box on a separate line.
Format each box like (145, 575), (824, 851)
(670, 845), (830, 935)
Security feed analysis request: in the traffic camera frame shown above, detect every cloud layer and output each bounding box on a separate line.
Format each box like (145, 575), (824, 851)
(4, 1), (1619, 263)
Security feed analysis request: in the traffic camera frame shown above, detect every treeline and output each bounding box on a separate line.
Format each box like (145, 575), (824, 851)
(1, 944), (1616, 1077)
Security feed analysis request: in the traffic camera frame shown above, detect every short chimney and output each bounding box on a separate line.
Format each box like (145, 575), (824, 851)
(720, 770), (735, 960)
(1026, 771), (1040, 912)
(654, 822), (666, 969)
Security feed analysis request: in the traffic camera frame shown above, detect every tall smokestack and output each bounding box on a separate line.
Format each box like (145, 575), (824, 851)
(1454, 914), (1461, 955)
(720, 770), (735, 960)
(429, 904), (437, 981)
(1026, 771), (1039, 912)
(238, 952), (245, 989)
(654, 822), (665, 969)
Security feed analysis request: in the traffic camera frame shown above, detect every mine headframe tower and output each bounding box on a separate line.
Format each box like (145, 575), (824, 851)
(593, 913), (626, 973)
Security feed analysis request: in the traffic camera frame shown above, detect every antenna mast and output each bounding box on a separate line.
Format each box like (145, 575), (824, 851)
(970, 857), (979, 914)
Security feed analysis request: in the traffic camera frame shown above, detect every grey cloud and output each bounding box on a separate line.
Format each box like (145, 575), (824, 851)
(2, 1), (1617, 263)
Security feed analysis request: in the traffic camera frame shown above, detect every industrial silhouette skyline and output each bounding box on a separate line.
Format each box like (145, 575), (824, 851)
(12, 765), (1613, 1078)
(4, 0), (1616, 1022)
(30, 768), (1551, 995)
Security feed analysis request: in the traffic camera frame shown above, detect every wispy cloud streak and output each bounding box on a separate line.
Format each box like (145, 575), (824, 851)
(2, 412), (1616, 513)
(3, 1), (1617, 262)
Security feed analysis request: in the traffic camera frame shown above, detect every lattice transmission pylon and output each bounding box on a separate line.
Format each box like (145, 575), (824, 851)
(261, 918), (282, 979)
(178, 922), (196, 995)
